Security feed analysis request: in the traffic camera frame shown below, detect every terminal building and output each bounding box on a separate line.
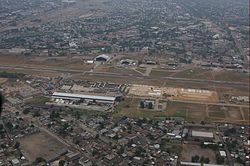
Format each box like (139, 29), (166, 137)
(52, 92), (118, 104)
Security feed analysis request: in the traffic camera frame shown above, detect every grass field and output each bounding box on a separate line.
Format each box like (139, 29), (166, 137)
(0, 69), (62, 77)
(173, 68), (249, 83)
(0, 78), (8, 84)
(0, 55), (93, 71)
(25, 96), (50, 105)
(135, 67), (146, 73)
(114, 98), (249, 124)
(113, 98), (169, 118)
(208, 105), (226, 118)
(242, 107), (249, 121)
(150, 69), (175, 77)
(95, 65), (141, 76)
(173, 68), (214, 79)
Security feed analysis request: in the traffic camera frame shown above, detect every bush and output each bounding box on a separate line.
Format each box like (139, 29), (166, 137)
(191, 155), (200, 162)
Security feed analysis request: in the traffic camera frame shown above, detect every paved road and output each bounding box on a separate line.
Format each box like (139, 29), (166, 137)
(0, 65), (248, 87)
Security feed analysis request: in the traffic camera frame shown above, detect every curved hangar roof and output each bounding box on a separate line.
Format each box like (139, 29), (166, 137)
(95, 54), (111, 62)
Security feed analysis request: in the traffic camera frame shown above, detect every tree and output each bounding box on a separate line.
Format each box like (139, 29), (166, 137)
(204, 157), (210, 164)
(200, 156), (205, 163)
(50, 110), (60, 119)
(59, 160), (66, 166)
(34, 157), (46, 163)
(74, 110), (81, 119)
(5, 121), (13, 130)
(23, 108), (30, 114)
(33, 110), (41, 117)
(191, 155), (200, 162)
(14, 141), (20, 149)
(148, 102), (153, 109)
(140, 101), (145, 108)
(216, 154), (224, 164)
(0, 93), (3, 117)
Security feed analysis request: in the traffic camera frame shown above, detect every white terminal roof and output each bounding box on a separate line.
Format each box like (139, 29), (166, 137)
(52, 92), (116, 101)
(191, 130), (214, 138)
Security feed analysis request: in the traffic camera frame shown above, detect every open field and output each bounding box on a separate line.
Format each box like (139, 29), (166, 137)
(0, 78), (8, 84)
(242, 107), (249, 122)
(0, 69), (62, 77)
(0, 55), (94, 71)
(135, 67), (146, 73)
(166, 101), (207, 121)
(114, 98), (249, 124)
(173, 68), (249, 83)
(19, 131), (67, 162)
(224, 106), (243, 120)
(149, 69), (176, 77)
(180, 144), (216, 164)
(113, 98), (167, 118)
(208, 105), (226, 118)
(94, 65), (141, 76)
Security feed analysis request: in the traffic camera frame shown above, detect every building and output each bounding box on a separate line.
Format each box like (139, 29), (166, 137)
(11, 159), (20, 166)
(65, 152), (81, 162)
(52, 92), (118, 104)
(219, 151), (227, 157)
(95, 54), (111, 62)
(120, 59), (137, 66)
(180, 162), (224, 166)
(191, 130), (214, 139)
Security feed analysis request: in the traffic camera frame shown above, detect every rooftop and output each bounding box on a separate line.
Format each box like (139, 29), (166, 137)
(52, 92), (116, 101)
(191, 130), (214, 138)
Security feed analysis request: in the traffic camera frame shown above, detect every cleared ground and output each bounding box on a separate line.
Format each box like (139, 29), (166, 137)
(19, 131), (67, 162)
(180, 144), (216, 164)
(128, 84), (219, 103)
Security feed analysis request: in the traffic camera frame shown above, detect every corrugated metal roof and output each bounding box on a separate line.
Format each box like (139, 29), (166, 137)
(191, 130), (214, 138)
(52, 92), (116, 101)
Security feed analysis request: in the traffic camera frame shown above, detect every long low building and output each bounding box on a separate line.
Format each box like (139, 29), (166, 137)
(52, 92), (118, 104)
(191, 130), (214, 139)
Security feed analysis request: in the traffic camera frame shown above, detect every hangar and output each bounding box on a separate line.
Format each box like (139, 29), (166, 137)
(95, 54), (111, 62)
(52, 92), (117, 104)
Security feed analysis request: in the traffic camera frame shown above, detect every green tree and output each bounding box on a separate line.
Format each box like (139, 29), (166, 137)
(140, 101), (145, 108)
(191, 155), (200, 162)
(50, 110), (60, 119)
(216, 154), (224, 164)
(5, 121), (13, 130)
(34, 157), (46, 163)
(14, 142), (20, 149)
(59, 160), (66, 166)
(204, 157), (210, 164)
(148, 102), (153, 109)
(0, 93), (3, 117)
